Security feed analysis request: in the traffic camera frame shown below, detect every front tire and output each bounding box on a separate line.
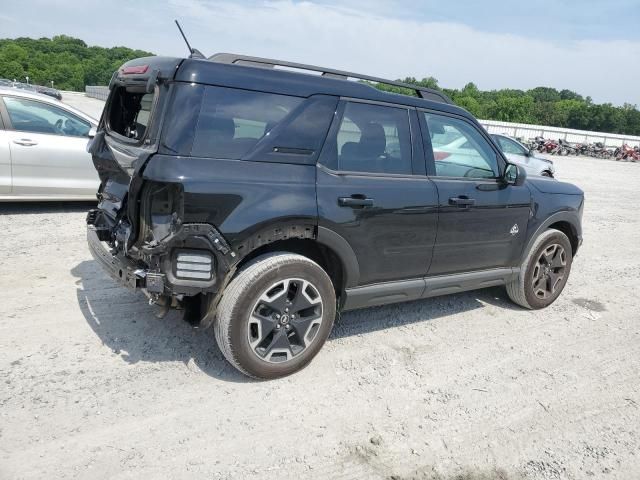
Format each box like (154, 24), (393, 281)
(506, 229), (573, 309)
(214, 253), (336, 379)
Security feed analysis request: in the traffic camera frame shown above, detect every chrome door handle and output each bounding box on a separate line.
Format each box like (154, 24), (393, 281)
(13, 139), (38, 146)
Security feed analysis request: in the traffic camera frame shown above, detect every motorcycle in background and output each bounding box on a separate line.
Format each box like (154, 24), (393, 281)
(614, 144), (639, 162)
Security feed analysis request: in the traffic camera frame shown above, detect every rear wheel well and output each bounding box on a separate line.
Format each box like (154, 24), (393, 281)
(234, 239), (345, 298)
(548, 221), (579, 255)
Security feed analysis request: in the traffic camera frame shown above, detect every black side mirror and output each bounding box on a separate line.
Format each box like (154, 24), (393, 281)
(527, 148), (536, 157)
(504, 163), (527, 186)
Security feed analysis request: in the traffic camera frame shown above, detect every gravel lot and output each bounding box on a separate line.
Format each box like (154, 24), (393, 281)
(1, 155), (639, 480)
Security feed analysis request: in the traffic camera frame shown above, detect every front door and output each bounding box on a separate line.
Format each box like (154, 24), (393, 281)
(420, 111), (531, 275)
(316, 100), (438, 286)
(0, 95), (97, 197)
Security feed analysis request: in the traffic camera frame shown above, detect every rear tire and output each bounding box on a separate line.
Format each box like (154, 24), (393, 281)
(506, 229), (573, 309)
(214, 253), (336, 379)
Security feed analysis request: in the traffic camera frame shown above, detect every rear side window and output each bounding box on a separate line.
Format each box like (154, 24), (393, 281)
(107, 87), (154, 141)
(191, 87), (302, 159)
(327, 102), (412, 175)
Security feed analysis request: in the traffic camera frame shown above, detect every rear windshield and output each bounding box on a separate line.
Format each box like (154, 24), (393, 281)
(107, 87), (154, 141)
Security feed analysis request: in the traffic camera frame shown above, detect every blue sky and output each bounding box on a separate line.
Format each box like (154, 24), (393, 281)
(1, 0), (639, 105)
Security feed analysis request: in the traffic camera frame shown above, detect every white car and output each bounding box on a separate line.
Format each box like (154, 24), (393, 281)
(491, 134), (555, 177)
(0, 88), (99, 201)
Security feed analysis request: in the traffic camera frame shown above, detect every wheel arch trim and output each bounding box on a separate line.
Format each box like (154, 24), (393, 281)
(522, 211), (582, 263)
(316, 226), (360, 288)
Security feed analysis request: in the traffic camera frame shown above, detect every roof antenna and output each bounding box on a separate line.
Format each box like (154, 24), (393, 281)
(175, 20), (206, 59)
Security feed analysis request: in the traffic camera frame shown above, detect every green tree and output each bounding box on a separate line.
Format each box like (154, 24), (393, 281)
(486, 95), (535, 123)
(529, 87), (561, 103)
(455, 95), (484, 118)
(0, 35), (153, 90)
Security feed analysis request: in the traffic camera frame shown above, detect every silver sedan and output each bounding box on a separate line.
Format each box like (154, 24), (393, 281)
(0, 88), (99, 201)
(491, 133), (556, 177)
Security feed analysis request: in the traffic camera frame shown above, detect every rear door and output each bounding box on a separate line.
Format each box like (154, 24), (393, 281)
(0, 95), (97, 197)
(420, 111), (531, 275)
(316, 100), (439, 286)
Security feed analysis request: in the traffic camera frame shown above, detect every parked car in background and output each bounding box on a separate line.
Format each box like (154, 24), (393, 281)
(0, 81), (63, 101)
(0, 87), (99, 201)
(492, 133), (555, 177)
(34, 85), (63, 101)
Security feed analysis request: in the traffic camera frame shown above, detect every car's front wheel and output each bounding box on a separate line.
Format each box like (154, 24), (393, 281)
(214, 253), (336, 379)
(506, 229), (573, 309)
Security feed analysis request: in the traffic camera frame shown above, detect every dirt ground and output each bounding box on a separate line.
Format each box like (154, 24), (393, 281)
(1, 155), (639, 480)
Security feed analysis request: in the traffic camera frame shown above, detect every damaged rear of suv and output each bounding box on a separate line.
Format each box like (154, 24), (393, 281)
(88, 53), (584, 379)
(88, 54), (341, 378)
(87, 57), (238, 306)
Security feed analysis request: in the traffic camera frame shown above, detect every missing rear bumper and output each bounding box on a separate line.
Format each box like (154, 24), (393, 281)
(87, 221), (235, 298)
(87, 226), (154, 290)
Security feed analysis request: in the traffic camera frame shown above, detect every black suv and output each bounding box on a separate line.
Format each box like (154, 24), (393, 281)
(87, 53), (584, 379)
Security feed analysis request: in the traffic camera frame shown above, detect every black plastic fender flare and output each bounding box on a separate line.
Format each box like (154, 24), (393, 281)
(521, 211), (582, 264)
(316, 226), (360, 289)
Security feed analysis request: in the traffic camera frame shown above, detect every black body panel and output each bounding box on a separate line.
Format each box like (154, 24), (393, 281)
(316, 166), (439, 285)
(142, 155), (318, 248)
(427, 178), (532, 275)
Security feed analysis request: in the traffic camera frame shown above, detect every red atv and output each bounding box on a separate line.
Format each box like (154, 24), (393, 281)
(542, 139), (561, 155)
(614, 144), (639, 162)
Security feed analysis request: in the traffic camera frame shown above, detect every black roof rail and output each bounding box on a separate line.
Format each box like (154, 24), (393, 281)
(209, 53), (453, 105)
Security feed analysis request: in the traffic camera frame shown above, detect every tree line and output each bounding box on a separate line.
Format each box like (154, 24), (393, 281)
(375, 78), (640, 137)
(1, 35), (639, 136)
(0, 35), (152, 92)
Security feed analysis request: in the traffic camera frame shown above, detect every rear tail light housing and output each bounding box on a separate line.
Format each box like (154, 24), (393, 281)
(120, 65), (149, 75)
(141, 182), (184, 244)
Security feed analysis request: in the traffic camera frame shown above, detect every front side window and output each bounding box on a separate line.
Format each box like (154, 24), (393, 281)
(191, 86), (302, 159)
(331, 102), (412, 175)
(424, 112), (498, 179)
(3, 96), (90, 137)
